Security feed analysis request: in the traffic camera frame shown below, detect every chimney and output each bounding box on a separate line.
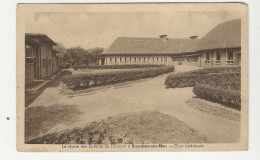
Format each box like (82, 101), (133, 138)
(189, 36), (198, 40)
(159, 35), (168, 41)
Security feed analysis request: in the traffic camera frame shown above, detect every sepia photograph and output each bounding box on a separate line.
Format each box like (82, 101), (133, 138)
(16, 3), (248, 152)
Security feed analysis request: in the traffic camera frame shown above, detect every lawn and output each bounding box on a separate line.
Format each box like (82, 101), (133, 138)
(28, 111), (209, 144)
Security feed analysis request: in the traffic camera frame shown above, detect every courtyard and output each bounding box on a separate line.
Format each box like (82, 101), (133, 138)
(25, 66), (240, 143)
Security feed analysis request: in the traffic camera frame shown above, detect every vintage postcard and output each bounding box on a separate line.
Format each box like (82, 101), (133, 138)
(17, 3), (248, 152)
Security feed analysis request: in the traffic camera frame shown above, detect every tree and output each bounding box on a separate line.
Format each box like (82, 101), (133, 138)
(63, 46), (104, 67)
(86, 47), (104, 64)
(66, 46), (86, 66)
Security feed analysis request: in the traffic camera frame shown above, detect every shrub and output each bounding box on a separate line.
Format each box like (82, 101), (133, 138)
(165, 67), (241, 89)
(165, 72), (240, 89)
(190, 66), (240, 74)
(62, 66), (174, 89)
(74, 64), (165, 70)
(193, 84), (241, 110)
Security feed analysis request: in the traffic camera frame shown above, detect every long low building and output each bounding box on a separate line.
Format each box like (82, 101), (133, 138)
(101, 18), (241, 67)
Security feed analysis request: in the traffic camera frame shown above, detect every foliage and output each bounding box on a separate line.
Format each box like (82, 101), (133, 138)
(63, 46), (104, 67)
(165, 67), (241, 108)
(165, 67), (241, 89)
(165, 72), (240, 89)
(193, 84), (241, 109)
(62, 66), (175, 89)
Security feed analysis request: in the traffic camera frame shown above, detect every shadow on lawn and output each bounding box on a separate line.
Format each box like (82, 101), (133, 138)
(25, 104), (81, 143)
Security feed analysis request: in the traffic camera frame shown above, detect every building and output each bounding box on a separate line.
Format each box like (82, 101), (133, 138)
(101, 36), (198, 66)
(52, 49), (60, 73)
(25, 33), (59, 84)
(101, 18), (241, 67)
(197, 18), (241, 67)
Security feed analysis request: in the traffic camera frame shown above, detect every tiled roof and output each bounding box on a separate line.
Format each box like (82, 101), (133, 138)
(25, 33), (57, 46)
(197, 18), (241, 51)
(102, 37), (198, 55)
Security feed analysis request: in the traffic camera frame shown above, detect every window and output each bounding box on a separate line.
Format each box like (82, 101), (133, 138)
(26, 57), (34, 64)
(139, 57), (141, 63)
(42, 59), (46, 67)
(165, 57), (167, 62)
(172, 57), (184, 61)
(144, 57), (146, 62)
(125, 57), (127, 62)
(215, 51), (221, 64)
(157, 57), (159, 61)
(130, 57), (132, 62)
(115, 57), (117, 62)
(148, 57), (150, 62)
(134, 57), (136, 63)
(161, 57), (163, 61)
(25, 45), (33, 57)
(120, 57), (122, 63)
(110, 57), (112, 62)
(227, 51), (234, 64)
(25, 45), (35, 64)
(153, 57), (154, 62)
(172, 57), (178, 61)
(205, 52), (210, 63)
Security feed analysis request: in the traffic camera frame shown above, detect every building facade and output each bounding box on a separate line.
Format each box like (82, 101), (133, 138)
(25, 33), (59, 84)
(101, 36), (199, 66)
(197, 18), (241, 67)
(101, 18), (241, 67)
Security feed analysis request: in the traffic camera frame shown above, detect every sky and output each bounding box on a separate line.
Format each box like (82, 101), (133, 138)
(25, 11), (240, 49)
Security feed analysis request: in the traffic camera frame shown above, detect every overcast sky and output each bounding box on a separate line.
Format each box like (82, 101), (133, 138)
(25, 11), (240, 49)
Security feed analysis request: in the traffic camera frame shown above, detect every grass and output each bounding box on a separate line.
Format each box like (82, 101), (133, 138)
(27, 111), (210, 144)
(186, 98), (240, 122)
(25, 104), (81, 142)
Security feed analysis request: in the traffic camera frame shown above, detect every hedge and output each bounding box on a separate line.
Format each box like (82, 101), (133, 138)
(165, 72), (240, 90)
(188, 66), (240, 74)
(193, 84), (241, 109)
(73, 64), (165, 70)
(62, 66), (175, 89)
